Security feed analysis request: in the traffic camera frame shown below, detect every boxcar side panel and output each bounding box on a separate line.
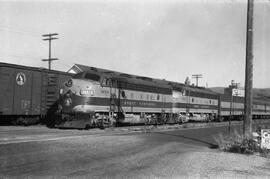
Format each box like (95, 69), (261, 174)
(0, 67), (15, 115)
(13, 69), (33, 115)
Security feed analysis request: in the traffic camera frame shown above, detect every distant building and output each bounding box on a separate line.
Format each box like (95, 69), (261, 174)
(224, 84), (245, 97)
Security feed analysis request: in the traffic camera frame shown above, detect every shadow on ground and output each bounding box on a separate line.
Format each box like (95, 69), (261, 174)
(154, 131), (219, 149)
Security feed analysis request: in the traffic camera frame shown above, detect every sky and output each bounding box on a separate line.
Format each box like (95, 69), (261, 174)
(0, 0), (269, 88)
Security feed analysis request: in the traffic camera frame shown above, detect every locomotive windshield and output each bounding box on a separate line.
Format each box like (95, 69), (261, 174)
(73, 72), (101, 81)
(84, 73), (101, 81)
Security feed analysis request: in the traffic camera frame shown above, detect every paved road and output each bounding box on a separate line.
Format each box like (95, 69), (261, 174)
(0, 123), (268, 177)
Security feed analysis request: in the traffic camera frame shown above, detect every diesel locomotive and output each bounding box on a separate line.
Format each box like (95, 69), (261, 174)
(54, 67), (270, 129)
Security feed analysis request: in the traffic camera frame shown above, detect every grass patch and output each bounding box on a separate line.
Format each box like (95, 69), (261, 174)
(214, 127), (270, 158)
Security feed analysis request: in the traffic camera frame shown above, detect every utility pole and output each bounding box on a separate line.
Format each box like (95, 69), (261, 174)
(244, 0), (254, 136)
(192, 74), (202, 87)
(42, 33), (59, 70)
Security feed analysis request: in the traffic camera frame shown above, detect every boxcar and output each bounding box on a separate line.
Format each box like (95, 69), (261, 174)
(0, 62), (73, 125)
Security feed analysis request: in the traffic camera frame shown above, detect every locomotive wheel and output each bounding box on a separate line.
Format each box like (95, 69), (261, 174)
(218, 117), (224, 122)
(85, 124), (91, 130)
(179, 119), (183, 124)
(11, 118), (19, 125)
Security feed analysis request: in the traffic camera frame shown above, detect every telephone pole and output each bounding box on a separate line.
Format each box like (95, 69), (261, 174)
(244, 0), (254, 136)
(42, 33), (59, 70)
(192, 74), (202, 87)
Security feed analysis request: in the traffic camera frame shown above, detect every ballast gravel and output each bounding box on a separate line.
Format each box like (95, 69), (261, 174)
(145, 151), (270, 178)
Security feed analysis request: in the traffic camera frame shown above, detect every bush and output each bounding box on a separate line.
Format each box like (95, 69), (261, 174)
(214, 129), (269, 157)
(228, 138), (260, 154)
(214, 130), (243, 150)
(259, 148), (270, 158)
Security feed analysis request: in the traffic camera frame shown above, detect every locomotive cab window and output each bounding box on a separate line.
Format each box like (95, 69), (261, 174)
(84, 73), (100, 81)
(106, 79), (111, 86)
(121, 91), (126, 98)
(101, 79), (107, 86)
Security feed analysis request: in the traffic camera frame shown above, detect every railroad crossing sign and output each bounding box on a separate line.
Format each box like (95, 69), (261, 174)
(261, 129), (270, 149)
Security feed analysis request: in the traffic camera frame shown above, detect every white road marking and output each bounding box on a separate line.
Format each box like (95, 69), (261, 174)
(0, 135), (91, 145)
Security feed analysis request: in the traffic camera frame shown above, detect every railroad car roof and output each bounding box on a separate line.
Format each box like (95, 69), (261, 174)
(0, 62), (73, 76)
(71, 63), (219, 95)
(74, 71), (172, 90)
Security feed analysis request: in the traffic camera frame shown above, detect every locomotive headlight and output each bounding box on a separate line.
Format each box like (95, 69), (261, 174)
(65, 79), (73, 87)
(64, 98), (72, 106)
(80, 90), (94, 96)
